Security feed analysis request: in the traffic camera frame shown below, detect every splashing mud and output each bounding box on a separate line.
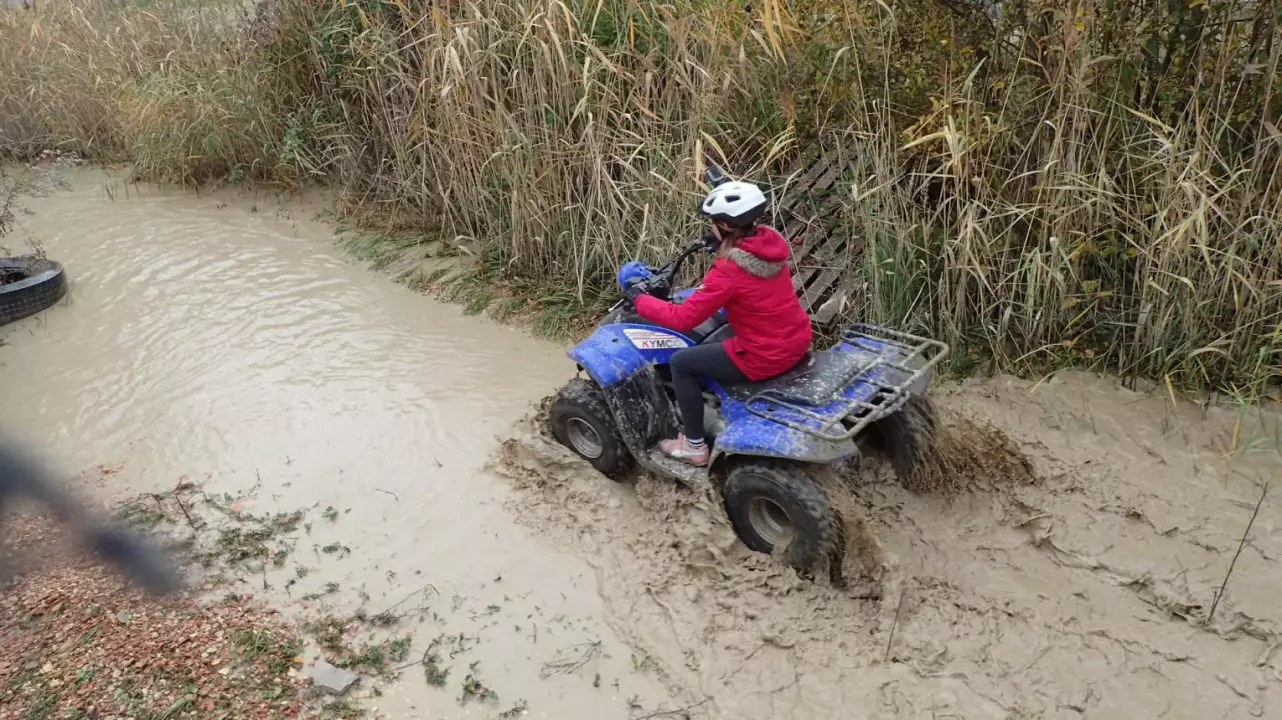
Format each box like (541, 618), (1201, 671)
(495, 373), (1282, 718)
(905, 403), (1037, 494)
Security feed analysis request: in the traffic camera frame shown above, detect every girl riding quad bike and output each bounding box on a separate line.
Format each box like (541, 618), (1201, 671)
(550, 167), (947, 571)
(624, 179), (812, 466)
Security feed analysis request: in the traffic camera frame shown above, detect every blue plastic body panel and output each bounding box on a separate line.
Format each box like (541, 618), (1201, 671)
(618, 261), (652, 290)
(569, 323), (696, 387)
(708, 380), (859, 463)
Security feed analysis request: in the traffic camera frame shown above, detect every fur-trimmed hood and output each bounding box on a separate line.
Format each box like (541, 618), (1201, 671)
(726, 226), (790, 278)
(634, 222), (812, 381)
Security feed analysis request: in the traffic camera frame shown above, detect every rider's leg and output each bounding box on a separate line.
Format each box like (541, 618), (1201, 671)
(662, 343), (747, 465)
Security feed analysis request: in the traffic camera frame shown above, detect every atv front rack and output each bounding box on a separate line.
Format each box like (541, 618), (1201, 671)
(744, 324), (950, 442)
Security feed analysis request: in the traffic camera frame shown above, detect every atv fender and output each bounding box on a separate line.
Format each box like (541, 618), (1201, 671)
(569, 325), (685, 457)
(709, 411), (860, 473)
(568, 323), (694, 386)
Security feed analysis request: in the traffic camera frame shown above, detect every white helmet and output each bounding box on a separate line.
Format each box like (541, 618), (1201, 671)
(700, 181), (768, 227)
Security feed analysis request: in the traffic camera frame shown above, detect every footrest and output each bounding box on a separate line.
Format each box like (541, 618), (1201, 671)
(645, 449), (707, 489)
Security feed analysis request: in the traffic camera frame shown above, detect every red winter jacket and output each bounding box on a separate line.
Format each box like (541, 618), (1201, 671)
(635, 226), (813, 381)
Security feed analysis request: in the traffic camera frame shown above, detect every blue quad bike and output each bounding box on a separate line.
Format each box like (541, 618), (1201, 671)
(550, 183), (949, 572)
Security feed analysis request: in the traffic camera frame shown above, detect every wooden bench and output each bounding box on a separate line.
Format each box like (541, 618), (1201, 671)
(768, 150), (857, 325)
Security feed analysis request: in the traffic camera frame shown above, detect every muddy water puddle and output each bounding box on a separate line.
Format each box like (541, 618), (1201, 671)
(0, 168), (674, 718)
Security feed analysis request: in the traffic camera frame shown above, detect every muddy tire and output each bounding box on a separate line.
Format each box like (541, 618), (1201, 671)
(870, 395), (938, 484)
(722, 461), (836, 570)
(550, 378), (631, 477)
(0, 256), (68, 326)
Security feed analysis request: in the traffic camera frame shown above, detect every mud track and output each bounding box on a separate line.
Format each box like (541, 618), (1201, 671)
(494, 372), (1282, 718)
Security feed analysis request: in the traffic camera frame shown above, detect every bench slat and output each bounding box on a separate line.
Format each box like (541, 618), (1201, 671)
(772, 148), (858, 323)
(794, 230), (849, 305)
(775, 149), (845, 214)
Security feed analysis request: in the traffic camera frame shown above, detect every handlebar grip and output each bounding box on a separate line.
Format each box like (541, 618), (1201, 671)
(646, 276), (672, 301)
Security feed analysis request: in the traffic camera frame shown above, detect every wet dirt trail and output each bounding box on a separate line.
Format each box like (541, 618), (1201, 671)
(0, 168), (676, 718)
(497, 371), (1282, 718)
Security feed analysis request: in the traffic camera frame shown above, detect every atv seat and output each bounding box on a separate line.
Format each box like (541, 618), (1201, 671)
(721, 349), (879, 404)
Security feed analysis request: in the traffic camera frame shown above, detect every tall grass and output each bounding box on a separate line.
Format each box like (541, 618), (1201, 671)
(0, 0), (328, 183)
(835, 0), (1282, 394)
(1, 0), (1279, 395)
(307, 0), (778, 300)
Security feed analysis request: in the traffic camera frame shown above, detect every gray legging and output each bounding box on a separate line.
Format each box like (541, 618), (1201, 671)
(670, 343), (747, 442)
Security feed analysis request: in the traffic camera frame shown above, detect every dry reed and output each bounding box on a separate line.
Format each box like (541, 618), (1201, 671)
(1, 0), (1277, 394)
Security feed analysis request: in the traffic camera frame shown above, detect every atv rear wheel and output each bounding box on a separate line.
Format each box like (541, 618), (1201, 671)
(869, 395), (938, 484)
(722, 461), (836, 570)
(550, 378), (631, 477)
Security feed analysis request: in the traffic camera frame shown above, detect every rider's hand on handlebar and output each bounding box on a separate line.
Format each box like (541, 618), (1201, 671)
(623, 277), (650, 304)
(698, 231), (720, 254)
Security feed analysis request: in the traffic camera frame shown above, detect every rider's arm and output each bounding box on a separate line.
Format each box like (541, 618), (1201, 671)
(633, 263), (733, 332)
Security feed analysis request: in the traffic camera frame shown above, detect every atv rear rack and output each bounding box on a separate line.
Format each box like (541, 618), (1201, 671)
(744, 324), (949, 442)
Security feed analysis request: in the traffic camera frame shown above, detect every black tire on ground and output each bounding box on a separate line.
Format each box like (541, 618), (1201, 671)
(549, 378), (631, 477)
(869, 395), (938, 484)
(0, 256), (68, 326)
(722, 460), (836, 570)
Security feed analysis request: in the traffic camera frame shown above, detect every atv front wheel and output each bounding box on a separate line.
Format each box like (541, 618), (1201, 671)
(722, 461), (836, 570)
(550, 378), (631, 477)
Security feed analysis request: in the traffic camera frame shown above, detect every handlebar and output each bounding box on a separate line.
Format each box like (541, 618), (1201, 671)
(615, 163), (728, 309)
(615, 238), (709, 311)
(655, 239), (708, 282)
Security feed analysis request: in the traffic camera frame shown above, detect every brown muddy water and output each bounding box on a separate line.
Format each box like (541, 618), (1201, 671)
(0, 167), (673, 718)
(5, 167), (1282, 720)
